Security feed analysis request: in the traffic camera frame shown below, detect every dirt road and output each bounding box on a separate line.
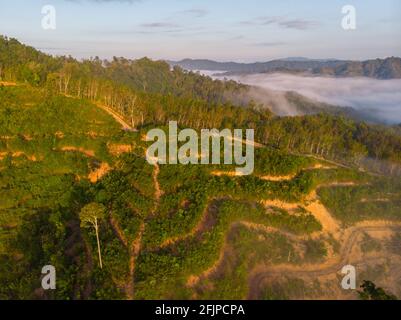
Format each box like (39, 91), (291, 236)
(248, 224), (401, 299)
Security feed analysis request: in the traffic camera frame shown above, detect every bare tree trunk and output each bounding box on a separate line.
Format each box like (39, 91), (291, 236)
(64, 74), (71, 94)
(58, 76), (63, 94)
(95, 218), (103, 269)
(77, 79), (81, 98)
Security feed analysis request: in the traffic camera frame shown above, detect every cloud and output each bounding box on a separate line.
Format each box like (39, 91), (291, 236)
(66, 0), (141, 3)
(226, 73), (401, 124)
(64, 0), (144, 7)
(252, 41), (287, 47)
(178, 9), (209, 18)
(278, 19), (317, 30)
(228, 35), (245, 41)
(241, 16), (319, 30)
(140, 22), (179, 28)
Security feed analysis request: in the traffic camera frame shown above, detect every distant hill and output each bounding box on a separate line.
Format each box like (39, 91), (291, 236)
(279, 57), (338, 62)
(169, 57), (401, 79)
(314, 57), (401, 79)
(168, 58), (344, 74)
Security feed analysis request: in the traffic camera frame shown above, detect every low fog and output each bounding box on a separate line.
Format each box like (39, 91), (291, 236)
(225, 73), (401, 124)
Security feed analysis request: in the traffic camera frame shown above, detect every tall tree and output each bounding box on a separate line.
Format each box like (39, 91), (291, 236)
(80, 203), (106, 269)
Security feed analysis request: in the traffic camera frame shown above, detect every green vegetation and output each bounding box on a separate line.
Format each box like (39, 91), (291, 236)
(1, 36), (401, 176)
(318, 178), (401, 223)
(358, 281), (398, 300)
(0, 35), (400, 300)
(136, 199), (319, 299)
(1, 83), (399, 300)
(303, 239), (327, 263)
(361, 233), (382, 254)
(195, 225), (301, 300)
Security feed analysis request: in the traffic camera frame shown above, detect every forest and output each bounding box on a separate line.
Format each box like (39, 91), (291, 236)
(1, 36), (400, 176)
(0, 35), (401, 300)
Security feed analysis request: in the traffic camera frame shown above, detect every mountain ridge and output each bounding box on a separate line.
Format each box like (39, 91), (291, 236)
(169, 57), (401, 79)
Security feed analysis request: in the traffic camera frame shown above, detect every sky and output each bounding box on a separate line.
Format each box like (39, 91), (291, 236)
(0, 0), (400, 61)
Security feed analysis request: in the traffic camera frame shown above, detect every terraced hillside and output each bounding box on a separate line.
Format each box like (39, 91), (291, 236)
(1, 84), (400, 300)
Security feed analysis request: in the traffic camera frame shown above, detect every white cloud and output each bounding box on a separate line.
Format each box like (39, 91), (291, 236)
(227, 73), (401, 124)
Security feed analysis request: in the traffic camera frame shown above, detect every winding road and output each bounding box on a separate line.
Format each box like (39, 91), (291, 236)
(247, 223), (401, 299)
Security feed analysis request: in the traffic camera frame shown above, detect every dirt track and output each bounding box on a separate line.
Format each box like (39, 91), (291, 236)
(70, 102), (399, 299)
(128, 222), (145, 300)
(0, 81), (17, 86)
(96, 103), (136, 131)
(247, 224), (401, 299)
(129, 162), (162, 299)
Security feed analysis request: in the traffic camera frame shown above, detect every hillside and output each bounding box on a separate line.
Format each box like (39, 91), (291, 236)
(313, 57), (401, 79)
(0, 36), (400, 175)
(0, 36), (401, 300)
(169, 58), (344, 74)
(170, 57), (401, 79)
(1, 84), (401, 300)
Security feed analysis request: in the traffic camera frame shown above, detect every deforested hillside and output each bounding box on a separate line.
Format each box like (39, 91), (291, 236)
(1, 84), (401, 299)
(1, 36), (401, 300)
(1, 36), (400, 175)
(0, 85), (133, 246)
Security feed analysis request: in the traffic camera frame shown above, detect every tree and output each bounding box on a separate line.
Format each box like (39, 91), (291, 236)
(80, 203), (106, 269)
(358, 280), (397, 300)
